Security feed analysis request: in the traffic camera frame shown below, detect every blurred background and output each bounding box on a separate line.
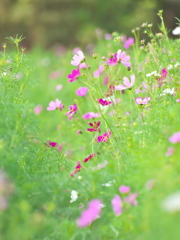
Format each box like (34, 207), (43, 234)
(0, 0), (179, 49)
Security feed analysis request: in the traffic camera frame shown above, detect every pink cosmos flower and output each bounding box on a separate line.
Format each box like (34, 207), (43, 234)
(165, 147), (174, 157)
(77, 199), (102, 228)
(79, 62), (88, 69)
(107, 54), (118, 66)
(158, 68), (168, 86)
(104, 33), (112, 40)
(75, 87), (88, 97)
(124, 192), (138, 206)
(87, 122), (101, 132)
(70, 161), (82, 177)
(98, 98), (112, 106)
(115, 75), (135, 90)
(84, 153), (96, 163)
(116, 50), (131, 67)
(83, 112), (100, 120)
(97, 131), (112, 142)
(56, 84), (63, 91)
(111, 195), (123, 216)
(176, 99), (180, 102)
(135, 97), (150, 105)
(123, 37), (134, 49)
(71, 50), (85, 66)
(47, 99), (64, 111)
(169, 132), (180, 144)
(94, 65), (104, 78)
(68, 68), (80, 82)
(34, 105), (43, 115)
(65, 103), (78, 120)
(119, 185), (131, 194)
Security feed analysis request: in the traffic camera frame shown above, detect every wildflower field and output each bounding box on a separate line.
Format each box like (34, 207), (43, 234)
(0, 12), (180, 240)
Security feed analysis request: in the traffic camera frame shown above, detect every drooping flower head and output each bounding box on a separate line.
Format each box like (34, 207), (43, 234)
(68, 68), (80, 82)
(65, 103), (78, 120)
(75, 87), (88, 97)
(111, 195), (123, 216)
(84, 153), (96, 163)
(87, 121), (101, 132)
(70, 161), (82, 177)
(77, 199), (102, 228)
(135, 97), (150, 105)
(71, 50), (85, 66)
(47, 99), (64, 111)
(116, 50), (131, 67)
(115, 75), (135, 90)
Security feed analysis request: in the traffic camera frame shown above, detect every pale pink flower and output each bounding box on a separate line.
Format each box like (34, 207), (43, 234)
(146, 180), (156, 190)
(67, 68), (80, 82)
(169, 132), (180, 143)
(47, 99), (64, 111)
(75, 87), (88, 97)
(79, 63), (88, 69)
(56, 84), (63, 91)
(111, 195), (123, 216)
(49, 71), (63, 80)
(71, 50), (85, 66)
(124, 192), (138, 206)
(94, 65), (104, 78)
(115, 75), (135, 90)
(65, 103), (78, 120)
(176, 99), (180, 102)
(34, 105), (43, 115)
(119, 185), (131, 194)
(104, 33), (112, 40)
(116, 50), (131, 67)
(83, 112), (100, 120)
(135, 97), (150, 105)
(77, 199), (102, 228)
(123, 37), (134, 49)
(165, 147), (174, 157)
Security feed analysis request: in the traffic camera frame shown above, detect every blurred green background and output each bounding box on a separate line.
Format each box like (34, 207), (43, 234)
(0, 0), (179, 49)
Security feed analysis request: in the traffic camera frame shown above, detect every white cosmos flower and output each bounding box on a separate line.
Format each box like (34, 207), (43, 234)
(172, 26), (180, 35)
(162, 192), (180, 212)
(160, 88), (176, 96)
(70, 190), (78, 203)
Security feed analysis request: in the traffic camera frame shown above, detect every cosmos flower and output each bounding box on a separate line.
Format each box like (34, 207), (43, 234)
(65, 103), (78, 120)
(119, 186), (131, 194)
(97, 131), (112, 142)
(84, 153), (96, 163)
(115, 75), (135, 90)
(47, 99), (64, 111)
(77, 199), (102, 228)
(70, 161), (82, 177)
(71, 50), (85, 66)
(123, 37), (134, 49)
(98, 98), (112, 106)
(87, 122), (101, 132)
(94, 65), (104, 78)
(116, 50), (131, 67)
(83, 112), (100, 120)
(169, 132), (180, 144)
(75, 87), (88, 97)
(68, 68), (80, 82)
(34, 105), (43, 115)
(111, 195), (123, 216)
(135, 97), (150, 105)
(124, 192), (138, 206)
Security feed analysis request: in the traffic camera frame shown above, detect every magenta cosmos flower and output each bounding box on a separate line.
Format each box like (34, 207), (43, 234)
(68, 68), (80, 82)
(47, 99), (64, 111)
(70, 161), (82, 177)
(71, 50), (85, 66)
(123, 37), (134, 49)
(169, 132), (180, 143)
(87, 121), (101, 132)
(116, 50), (131, 67)
(97, 131), (112, 142)
(65, 103), (78, 120)
(115, 75), (135, 90)
(75, 87), (88, 97)
(84, 153), (96, 163)
(111, 195), (123, 216)
(107, 54), (118, 67)
(135, 97), (150, 105)
(77, 199), (102, 228)
(83, 112), (100, 120)
(98, 98), (112, 106)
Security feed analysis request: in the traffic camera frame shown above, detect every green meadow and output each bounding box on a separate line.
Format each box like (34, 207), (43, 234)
(0, 12), (180, 240)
